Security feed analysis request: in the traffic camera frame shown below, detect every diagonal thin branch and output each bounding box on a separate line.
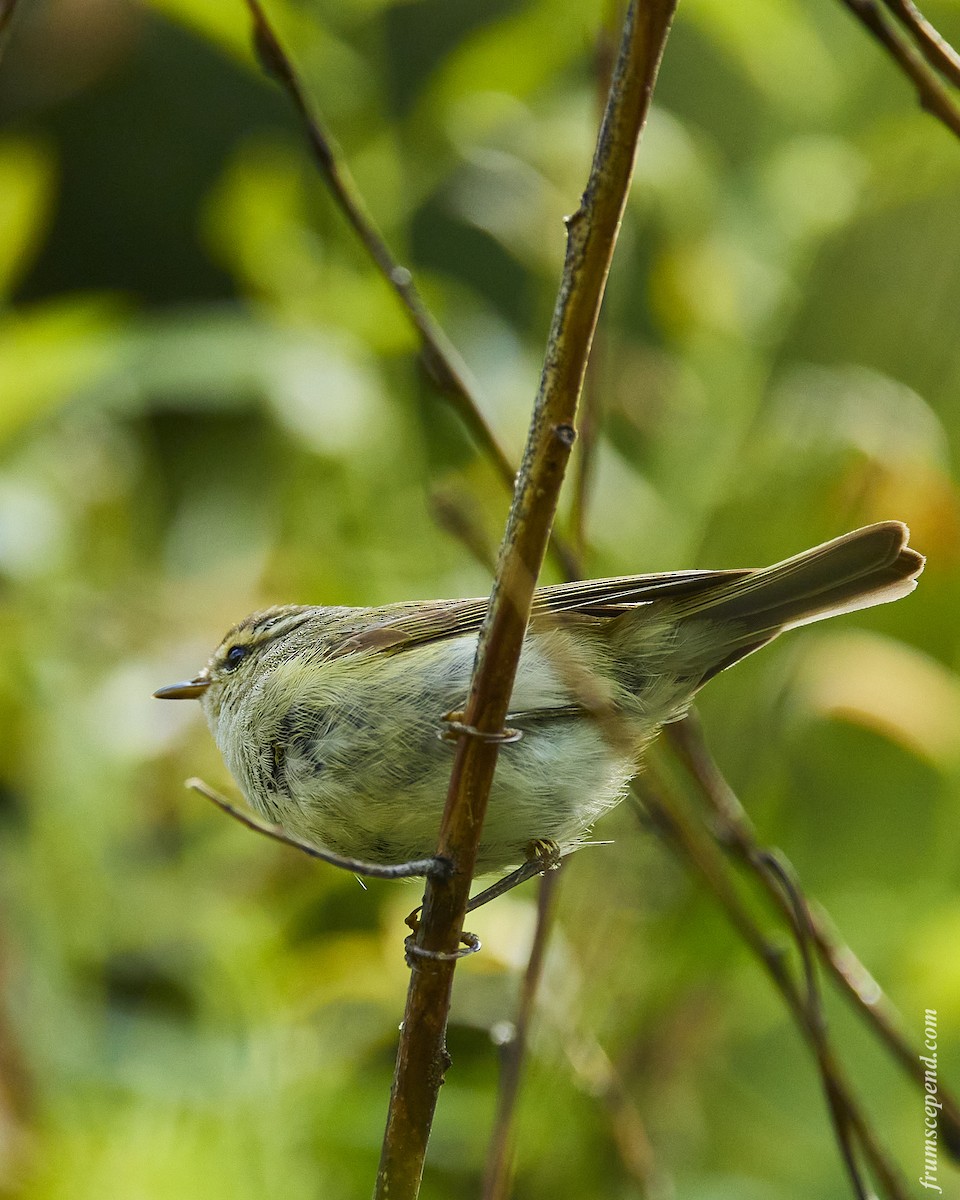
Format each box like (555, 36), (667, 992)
(838, 0), (960, 139)
(664, 714), (960, 1157)
(880, 0), (960, 89)
(185, 777), (440, 879)
(481, 867), (562, 1200)
(563, 1027), (667, 1196)
(427, 485), (499, 577)
(243, 0), (580, 579)
(759, 849), (870, 1200)
(633, 775), (911, 1200)
(374, 4), (678, 1196)
(569, 15), (621, 573)
(243, 0), (506, 476)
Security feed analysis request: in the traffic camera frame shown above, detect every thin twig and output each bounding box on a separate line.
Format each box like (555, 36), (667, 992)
(0, 913), (32, 1185)
(759, 850), (870, 1200)
(243, 0), (580, 579)
(563, 1029), (667, 1197)
(664, 715), (960, 1156)
(570, 309), (603, 573)
(427, 486), (499, 577)
(569, 17), (620, 571)
(839, 0), (960, 139)
(374, 4), (678, 1196)
(880, 0), (960, 89)
(482, 867), (562, 1200)
(484, 13), (620, 1173)
(633, 776), (911, 1200)
(193, 768), (563, 912)
(243, 0), (506, 479)
(186, 777), (441, 880)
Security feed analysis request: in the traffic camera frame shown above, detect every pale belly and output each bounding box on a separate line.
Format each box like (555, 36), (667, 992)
(215, 632), (669, 873)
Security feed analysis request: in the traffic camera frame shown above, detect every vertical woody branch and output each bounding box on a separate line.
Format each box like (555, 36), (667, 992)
(374, 3), (678, 1197)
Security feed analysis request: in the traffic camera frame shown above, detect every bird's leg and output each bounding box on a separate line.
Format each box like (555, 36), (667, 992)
(466, 838), (563, 912)
(437, 709), (523, 744)
(404, 838), (563, 937)
(400, 710), (544, 957)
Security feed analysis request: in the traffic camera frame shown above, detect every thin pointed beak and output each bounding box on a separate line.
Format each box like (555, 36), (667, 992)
(153, 677), (211, 700)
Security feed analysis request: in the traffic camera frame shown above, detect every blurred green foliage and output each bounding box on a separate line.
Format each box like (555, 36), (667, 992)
(0, 0), (958, 1196)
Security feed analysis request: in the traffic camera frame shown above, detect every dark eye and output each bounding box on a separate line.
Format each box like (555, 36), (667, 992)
(225, 644), (248, 670)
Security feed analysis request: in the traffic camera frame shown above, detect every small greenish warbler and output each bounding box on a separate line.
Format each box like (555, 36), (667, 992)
(155, 522), (922, 873)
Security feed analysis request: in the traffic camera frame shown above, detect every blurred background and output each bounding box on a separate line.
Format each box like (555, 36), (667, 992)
(1, 0), (958, 1196)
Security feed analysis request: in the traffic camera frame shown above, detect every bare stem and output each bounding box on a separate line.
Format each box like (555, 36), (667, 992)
(374, 4), (678, 1196)
(481, 868), (562, 1200)
(563, 1028), (666, 1196)
(663, 715), (960, 1156)
(758, 849), (870, 1199)
(569, 14), (621, 571)
(427, 486), (499, 577)
(243, 0), (580, 578)
(186, 778), (440, 880)
(839, 0), (960, 139)
(880, 0), (960, 89)
(633, 775), (911, 1200)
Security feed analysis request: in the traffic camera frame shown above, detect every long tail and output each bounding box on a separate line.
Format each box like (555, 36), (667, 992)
(677, 521), (924, 680)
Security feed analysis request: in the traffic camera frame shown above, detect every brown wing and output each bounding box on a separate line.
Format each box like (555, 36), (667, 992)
(330, 568), (753, 658)
(329, 521), (922, 659)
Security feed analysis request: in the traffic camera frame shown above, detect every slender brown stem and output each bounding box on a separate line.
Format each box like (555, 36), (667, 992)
(482, 18), (622, 1175)
(243, 0), (507, 480)
(0, 0), (19, 43)
(481, 868), (562, 1200)
(186, 778), (441, 880)
(880, 0), (960, 89)
(427, 486), (499, 577)
(569, 14), (621, 572)
(633, 776), (911, 1200)
(563, 1030), (666, 1196)
(758, 850), (870, 1199)
(570, 310), (603, 574)
(838, 0), (960, 139)
(663, 715), (960, 1156)
(374, 5), (678, 1196)
(243, 0), (580, 579)
(0, 910), (32, 1183)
